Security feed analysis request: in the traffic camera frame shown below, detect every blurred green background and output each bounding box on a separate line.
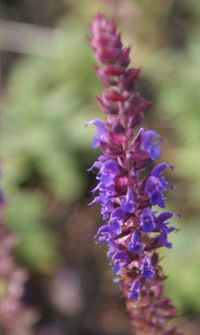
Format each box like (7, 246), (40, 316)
(0, 0), (200, 334)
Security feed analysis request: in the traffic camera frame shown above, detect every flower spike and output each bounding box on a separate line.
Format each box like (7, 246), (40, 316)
(87, 14), (183, 335)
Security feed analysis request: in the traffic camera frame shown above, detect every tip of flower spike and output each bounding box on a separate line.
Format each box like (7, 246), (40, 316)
(89, 14), (125, 65)
(90, 14), (115, 34)
(92, 13), (109, 23)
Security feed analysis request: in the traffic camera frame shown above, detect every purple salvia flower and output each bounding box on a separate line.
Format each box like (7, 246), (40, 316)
(141, 129), (163, 160)
(85, 119), (108, 148)
(87, 14), (183, 335)
(128, 231), (143, 253)
(120, 189), (136, 214)
(140, 208), (155, 233)
(140, 255), (155, 278)
(129, 279), (141, 301)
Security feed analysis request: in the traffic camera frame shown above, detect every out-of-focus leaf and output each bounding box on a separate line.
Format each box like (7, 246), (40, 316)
(162, 223), (200, 313)
(4, 191), (59, 274)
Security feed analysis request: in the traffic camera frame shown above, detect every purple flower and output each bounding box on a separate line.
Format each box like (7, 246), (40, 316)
(128, 231), (143, 253)
(145, 163), (169, 208)
(140, 208), (155, 233)
(109, 220), (122, 234)
(129, 280), (141, 300)
(141, 129), (163, 160)
(140, 255), (155, 278)
(85, 119), (108, 148)
(112, 250), (129, 275)
(120, 189), (136, 214)
(88, 14), (182, 335)
(101, 159), (120, 179)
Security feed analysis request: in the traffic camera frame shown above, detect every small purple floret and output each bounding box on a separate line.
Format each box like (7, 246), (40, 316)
(141, 129), (163, 160)
(140, 256), (155, 278)
(129, 280), (141, 300)
(141, 208), (155, 233)
(128, 231), (143, 253)
(120, 189), (136, 214)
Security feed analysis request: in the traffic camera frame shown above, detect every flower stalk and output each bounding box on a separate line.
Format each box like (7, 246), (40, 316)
(87, 14), (183, 335)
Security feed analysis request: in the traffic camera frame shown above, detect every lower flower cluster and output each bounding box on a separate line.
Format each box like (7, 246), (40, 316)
(125, 276), (183, 335)
(89, 154), (177, 301)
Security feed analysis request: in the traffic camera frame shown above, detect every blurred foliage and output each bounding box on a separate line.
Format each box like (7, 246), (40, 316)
(2, 18), (102, 273)
(156, 35), (200, 210)
(163, 223), (200, 314)
(152, 32), (200, 314)
(1, 0), (200, 332)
